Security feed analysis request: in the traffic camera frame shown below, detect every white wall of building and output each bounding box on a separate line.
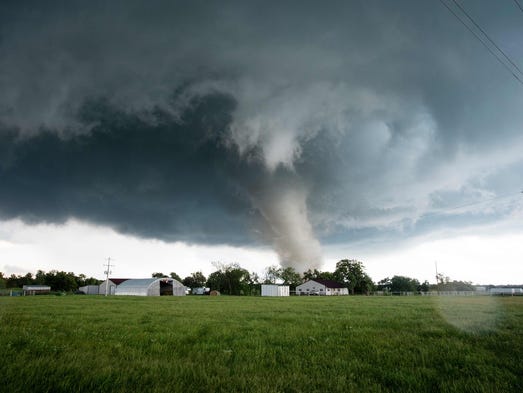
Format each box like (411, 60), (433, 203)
(261, 285), (290, 296)
(296, 280), (326, 295)
(99, 280), (117, 295)
(79, 285), (99, 295)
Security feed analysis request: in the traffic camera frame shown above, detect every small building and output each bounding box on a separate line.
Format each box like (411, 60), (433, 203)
(99, 278), (129, 295)
(22, 285), (51, 296)
(261, 284), (290, 297)
(78, 285), (100, 295)
(115, 278), (186, 296)
(296, 279), (349, 296)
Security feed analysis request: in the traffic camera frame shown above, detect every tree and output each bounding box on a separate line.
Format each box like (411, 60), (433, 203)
(334, 259), (374, 295)
(75, 273), (87, 288)
(279, 267), (302, 289)
(3, 270), (102, 291)
(83, 276), (101, 285)
(264, 265), (281, 284)
(377, 277), (392, 292)
(152, 272), (167, 278)
(0, 272), (6, 289)
(303, 269), (336, 281)
(436, 273), (450, 286)
(418, 280), (430, 293)
(206, 270), (226, 292)
(359, 274), (375, 295)
(6, 273), (34, 288)
(434, 272), (474, 292)
(182, 271), (207, 289)
(43, 271), (78, 292)
(441, 279), (475, 292)
(224, 266), (251, 296)
(250, 271), (260, 285)
(169, 272), (183, 282)
(192, 271), (207, 287)
(206, 262), (252, 295)
(263, 266), (302, 289)
(390, 275), (420, 293)
(447, 280), (475, 291)
(35, 270), (46, 284)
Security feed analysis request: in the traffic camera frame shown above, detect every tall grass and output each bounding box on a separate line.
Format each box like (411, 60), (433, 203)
(0, 295), (521, 392)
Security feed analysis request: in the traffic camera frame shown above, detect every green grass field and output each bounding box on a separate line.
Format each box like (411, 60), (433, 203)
(1, 295), (522, 393)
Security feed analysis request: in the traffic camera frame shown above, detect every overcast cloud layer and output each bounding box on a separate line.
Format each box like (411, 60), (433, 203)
(1, 0), (522, 270)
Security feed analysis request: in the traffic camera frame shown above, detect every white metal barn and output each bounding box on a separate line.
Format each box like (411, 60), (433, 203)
(261, 284), (290, 297)
(296, 279), (349, 296)
(115, 278), (186, 296)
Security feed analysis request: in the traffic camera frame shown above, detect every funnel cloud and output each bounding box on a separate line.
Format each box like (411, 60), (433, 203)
(1, 1), (523, 271)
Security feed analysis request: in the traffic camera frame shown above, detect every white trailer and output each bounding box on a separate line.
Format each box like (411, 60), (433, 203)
(261, 284), (290, 297)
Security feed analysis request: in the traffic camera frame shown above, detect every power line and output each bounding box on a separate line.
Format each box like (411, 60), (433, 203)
(341, 190), (522, 224)
(513, 0), (523, 14)
(426, 191), (522, 216)
(438, 0), (523, 86)
(451, 0), (523, 77)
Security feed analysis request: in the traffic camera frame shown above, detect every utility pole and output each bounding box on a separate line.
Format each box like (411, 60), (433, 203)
(103, 257), (115, 296)
(435, 261), (439, 295)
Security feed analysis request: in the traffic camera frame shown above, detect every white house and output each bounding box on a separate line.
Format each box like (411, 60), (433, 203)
(296, 279), (348, 296)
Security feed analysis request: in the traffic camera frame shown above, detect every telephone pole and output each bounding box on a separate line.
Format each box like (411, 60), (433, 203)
(103, 257), (115, 296)
(435, 261), (440, 294)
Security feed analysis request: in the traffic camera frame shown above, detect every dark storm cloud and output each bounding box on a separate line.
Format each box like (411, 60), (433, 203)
(1, 0), (523, 266)
(0, 92), (258, 244)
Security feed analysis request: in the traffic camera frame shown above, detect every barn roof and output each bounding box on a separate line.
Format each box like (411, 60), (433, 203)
(310, 279), (346, 288)
(116, 278), (158, 288)
(115, 277), (184, 288)
(108, 278), (130, 285)
(22, 285), (51, 290)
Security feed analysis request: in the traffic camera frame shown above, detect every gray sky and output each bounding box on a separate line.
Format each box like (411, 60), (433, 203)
(1, 1), (522, 283)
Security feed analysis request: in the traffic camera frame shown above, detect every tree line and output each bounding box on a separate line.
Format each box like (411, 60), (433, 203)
(1, 258), (476, 294)
(0, 270), (100, 292)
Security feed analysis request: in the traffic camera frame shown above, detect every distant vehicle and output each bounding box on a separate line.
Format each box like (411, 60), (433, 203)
(192, 287), (210, 295)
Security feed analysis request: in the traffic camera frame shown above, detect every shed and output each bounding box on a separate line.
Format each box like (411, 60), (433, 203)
(261, 284), (290, 297)
(296, 279), (348, 296)
(22, 285), (51, 295)
(115, 278), (186, 296)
